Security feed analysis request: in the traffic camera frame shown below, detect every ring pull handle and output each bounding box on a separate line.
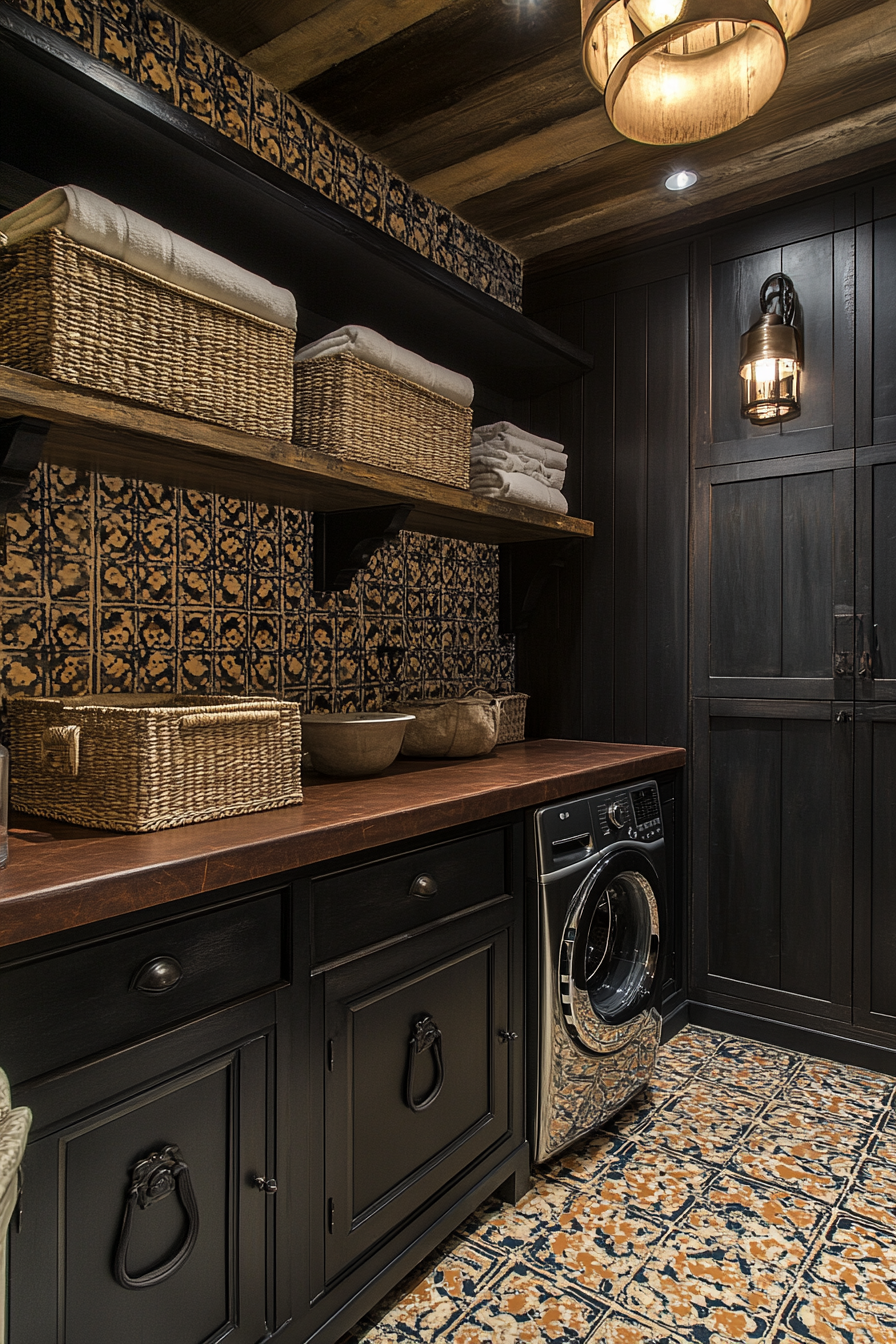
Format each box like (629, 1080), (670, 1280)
(409, 873), (438, 899)
(405, 1015), (444, 1112)
(113, 1145), (200, 1290)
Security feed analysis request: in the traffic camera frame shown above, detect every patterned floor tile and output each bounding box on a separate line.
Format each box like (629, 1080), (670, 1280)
(656, 1026), (726, 1074)
(524, 1188), (666, 1295)
(728, 1127), (864, 1204)
(591, 1307), (691, 1343)
(590, 1146), (716, 1220)
(696, 1042), (801, 1098)
(539, 1128), (632, 1187)
(633, 1083), (764, 1165)
(445, 1261), (608, 1343)
(786, 1059), (895, 1124)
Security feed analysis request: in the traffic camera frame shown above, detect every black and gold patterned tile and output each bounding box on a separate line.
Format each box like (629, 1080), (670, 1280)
(337, 139), (364, 217)
(98, 650), (137, 692)
(359, 157), (386, 230)
(100, 607), (137, 652)
(138, 648), (176, 691)
(309, 122), (339, 202)
(384, 174), (411, 248)
(95, 7), (136, 77)
(0, 651), (46, 696)
(138, 562), (175, 605)
(1, 603), (45, 651)
(48, 652), (90, 696)
(39, 0), (94, 50)
(279, 96), (312, 185)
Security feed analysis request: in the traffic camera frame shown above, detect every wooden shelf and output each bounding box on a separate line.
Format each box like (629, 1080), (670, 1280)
(0, 367), (594, 544)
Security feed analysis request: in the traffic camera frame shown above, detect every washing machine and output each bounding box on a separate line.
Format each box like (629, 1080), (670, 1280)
(528, 779), (666, 1163)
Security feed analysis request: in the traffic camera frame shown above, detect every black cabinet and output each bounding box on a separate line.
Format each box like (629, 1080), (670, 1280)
(691, 181), (896, 1051)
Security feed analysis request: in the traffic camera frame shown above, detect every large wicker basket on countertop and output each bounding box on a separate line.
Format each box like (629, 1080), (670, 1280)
(293, 351), (471, 487)
(0, 230), (295, 437)
(8, 694), (303, 833)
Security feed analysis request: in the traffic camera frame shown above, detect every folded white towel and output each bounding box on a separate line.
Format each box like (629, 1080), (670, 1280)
(470, 449), (565, 490)
(294, 325), (474, 408)
(472, 421), (565, 455)
(471, 468), (568, 514)
(472, 429), (567, 471)
(0, 185), (298, 330)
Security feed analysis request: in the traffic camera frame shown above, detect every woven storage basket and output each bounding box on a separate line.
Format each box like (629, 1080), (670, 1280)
(470, 688), (528, 744)
(8, 694), (302, 833)
(0, 229), (295, 437)
(293, 351), (471, 487)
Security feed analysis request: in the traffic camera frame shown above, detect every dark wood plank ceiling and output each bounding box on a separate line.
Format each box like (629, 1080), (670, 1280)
(164, 0), (896, 272)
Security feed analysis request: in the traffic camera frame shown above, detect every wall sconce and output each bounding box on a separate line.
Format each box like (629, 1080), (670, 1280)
(739, 272), (802, 424)
(580, 0), (811, 145)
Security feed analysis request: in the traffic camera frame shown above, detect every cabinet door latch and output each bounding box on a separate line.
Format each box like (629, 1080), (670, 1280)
(253, 1176), (278, 1194)
(498, 1029), (519, 1043)
(328, 1198), (336, 1234)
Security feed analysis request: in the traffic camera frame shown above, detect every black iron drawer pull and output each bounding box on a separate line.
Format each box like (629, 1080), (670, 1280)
(409, 873), (438, 898)
(131, 956), (183, 994)
(113, 1144), (199, 1290)
(405, 1015), (444, 1112)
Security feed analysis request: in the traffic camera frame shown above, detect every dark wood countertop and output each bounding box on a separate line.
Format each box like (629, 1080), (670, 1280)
(0, 739), (685, 949)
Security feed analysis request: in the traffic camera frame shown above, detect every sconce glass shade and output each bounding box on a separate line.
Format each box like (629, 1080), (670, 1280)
(581, 0), (811, 145)
(739, 273), (802, 424)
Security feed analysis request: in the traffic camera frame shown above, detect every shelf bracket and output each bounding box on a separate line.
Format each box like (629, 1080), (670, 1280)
(0, 416), (50, 562)
(312, 503), (413, 592)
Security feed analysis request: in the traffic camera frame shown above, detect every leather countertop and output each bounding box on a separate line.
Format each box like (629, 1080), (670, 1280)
(0, 739), (685, 950)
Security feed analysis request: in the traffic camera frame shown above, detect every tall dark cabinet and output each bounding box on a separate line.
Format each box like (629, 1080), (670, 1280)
(690, 176), (896, 1052)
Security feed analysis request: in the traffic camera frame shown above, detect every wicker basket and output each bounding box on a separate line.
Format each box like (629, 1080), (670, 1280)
(0, 230), (295, 437)
(293, 351), (471, 487)
(470, 688), (528, 744)
(8, 694), (302, 833)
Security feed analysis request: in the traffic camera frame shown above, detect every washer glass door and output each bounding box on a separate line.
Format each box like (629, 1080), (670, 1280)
(560, 850), (662, 1053)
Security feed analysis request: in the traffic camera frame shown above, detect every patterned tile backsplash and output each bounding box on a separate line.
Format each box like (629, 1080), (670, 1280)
(0, 465), (514, 719)
(6, 0), (523, 310)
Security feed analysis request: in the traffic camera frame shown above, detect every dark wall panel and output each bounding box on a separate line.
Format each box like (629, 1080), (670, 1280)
(781, 472), (834, 679)
(873, 216), (896, 437)
(780, 719), (833, 999)
(871, 720), (896, 1018)
(613, 287), (649, 745)
(710, 477), (782, 677)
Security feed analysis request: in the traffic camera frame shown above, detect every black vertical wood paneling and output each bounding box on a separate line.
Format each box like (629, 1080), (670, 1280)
(710, 477), (782, 677)
(833, 229), (856, 451)
(781, 471), (833, 678)
(779, 718), (832, 999)
(613, 285), (649, 743)
(781, 235), (834, 442)
(708, 717), (781, 987)
(855, 221), (874, 449)
(873, 462), (896, 686)
(873, 216), (896, 442)
(646, 274), (689, 747)
(870, 719), (896, 1018)
(711, 248), (780, 449)
(581, 292), (617, 742)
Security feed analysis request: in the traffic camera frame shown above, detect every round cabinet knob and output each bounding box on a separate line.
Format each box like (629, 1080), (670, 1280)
(132, 955), (184, 995)
(410, 873), (438, 899)
(254, 1176), (278, 1195)
(607, 801), (627, 829)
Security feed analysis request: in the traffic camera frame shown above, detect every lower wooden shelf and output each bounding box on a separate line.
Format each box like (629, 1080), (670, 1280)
(0, 365), (593, 545)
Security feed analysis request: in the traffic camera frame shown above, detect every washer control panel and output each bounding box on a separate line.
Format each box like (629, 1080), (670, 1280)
(534, 780), (663, 871)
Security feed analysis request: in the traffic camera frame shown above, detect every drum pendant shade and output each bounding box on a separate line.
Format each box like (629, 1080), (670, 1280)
(581, 0), (811, 145)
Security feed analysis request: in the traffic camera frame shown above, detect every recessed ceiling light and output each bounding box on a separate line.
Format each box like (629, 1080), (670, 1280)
(665, 170), (699, 192)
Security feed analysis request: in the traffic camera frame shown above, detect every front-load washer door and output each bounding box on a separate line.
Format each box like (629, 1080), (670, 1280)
(559, 849), (663, 1054)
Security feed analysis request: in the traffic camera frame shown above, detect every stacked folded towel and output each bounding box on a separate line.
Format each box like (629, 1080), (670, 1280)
(0, 185), (297, 329)
(294, 326), (474, 407)
(470, 421), (568, 514)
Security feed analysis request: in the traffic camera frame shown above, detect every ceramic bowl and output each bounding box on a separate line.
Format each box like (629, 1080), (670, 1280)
(301, 711), (416, 777)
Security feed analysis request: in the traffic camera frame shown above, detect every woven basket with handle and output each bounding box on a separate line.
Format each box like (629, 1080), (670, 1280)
(8, 694), (302, 832)
(0, 229), (295, 437)
(469, 688), (528, 744)
(293, 351), (471, 487)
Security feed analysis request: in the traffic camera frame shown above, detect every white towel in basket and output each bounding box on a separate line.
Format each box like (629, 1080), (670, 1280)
(294, 325), (474, 407)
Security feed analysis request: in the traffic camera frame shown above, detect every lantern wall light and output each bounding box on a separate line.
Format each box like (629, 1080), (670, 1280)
(581, 0), (811, 145)
(739, 272), (802, 425)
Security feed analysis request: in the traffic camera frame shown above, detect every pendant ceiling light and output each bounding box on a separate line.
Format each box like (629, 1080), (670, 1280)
(581, 0), (811, 145)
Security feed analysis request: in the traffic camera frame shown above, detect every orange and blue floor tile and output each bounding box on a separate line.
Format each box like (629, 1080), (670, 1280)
(348, 1026), (896, 1343)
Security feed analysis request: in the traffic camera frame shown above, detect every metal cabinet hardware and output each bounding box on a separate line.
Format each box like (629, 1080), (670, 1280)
(498, 1029), (519, 1042)
(409, 873), (438, 898)
(253, 1176), (278, 1194)
(405, 1015), (445, 1111)
(836, 711), (852, 723)
(131, 956), (184, 994)
(113, 1145), (199, 1290)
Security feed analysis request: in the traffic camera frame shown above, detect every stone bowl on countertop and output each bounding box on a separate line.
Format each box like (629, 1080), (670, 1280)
(301, 711), (416, 777)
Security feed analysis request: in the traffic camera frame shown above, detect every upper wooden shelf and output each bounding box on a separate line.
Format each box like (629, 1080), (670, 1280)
(0, 7), (592, 402)
(0, 366), (594, 544)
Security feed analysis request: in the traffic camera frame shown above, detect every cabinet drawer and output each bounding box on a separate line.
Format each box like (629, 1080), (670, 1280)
(1, 889), (285, 1084)
(311, 828), (508, 964)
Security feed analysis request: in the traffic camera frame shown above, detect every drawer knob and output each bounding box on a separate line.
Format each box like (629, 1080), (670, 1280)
(254, 1176), (278, 1194)
(410, 873), (438, 899)
(132, 955), (184, 995)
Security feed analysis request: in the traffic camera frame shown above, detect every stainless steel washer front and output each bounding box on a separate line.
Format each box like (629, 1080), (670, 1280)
(528, 781), (666, 1163)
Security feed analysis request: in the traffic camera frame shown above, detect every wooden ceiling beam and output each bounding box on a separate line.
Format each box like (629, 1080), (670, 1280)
(513, 97), (896, 259)
(241, 0), (463, 87)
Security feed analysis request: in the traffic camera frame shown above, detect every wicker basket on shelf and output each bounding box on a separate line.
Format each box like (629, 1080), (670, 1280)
(470, 688), (528, 744)
(0, 229), (295, 437)
(8, 694), (303, 833)
(293, 351), (471, 487)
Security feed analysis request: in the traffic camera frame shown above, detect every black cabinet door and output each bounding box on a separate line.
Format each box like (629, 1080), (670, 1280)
(853, 705), (896, 1037)
(694, 454), (855, 702)
(8, 1032), (271, 1344)
(320, 910), (513, 1287)
(691, 699), (853, 1027)
(856, 444), (896, 703)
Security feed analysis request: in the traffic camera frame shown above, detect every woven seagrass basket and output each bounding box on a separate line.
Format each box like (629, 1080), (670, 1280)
(470, 688), (528, 744)
(293, 351), (471, 487)
(8, 694), (302, 833)
(0, 229), (295, 437)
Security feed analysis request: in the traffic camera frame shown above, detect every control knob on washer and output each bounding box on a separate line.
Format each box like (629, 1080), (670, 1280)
(607, 801), (627, 829)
